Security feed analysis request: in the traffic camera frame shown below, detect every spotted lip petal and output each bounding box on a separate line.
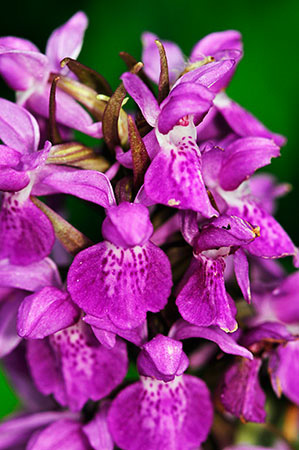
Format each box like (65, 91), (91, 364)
(108, 375), (213, 450)
(67, 241), (172, 330)
(27, 322), (128, 412)
(227, 201), (296, 259)
(176, 256), (238, 332)
(0, 196), (55, 265)
(220, 357), (266, 423)
(144, 127), (217, 216)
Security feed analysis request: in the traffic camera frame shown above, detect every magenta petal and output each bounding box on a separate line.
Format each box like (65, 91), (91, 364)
(169, 319), (253, 359)
(27, 419), (90, 450)
(0, 99), (40, 153)
(141, 32), (185, 84)
(178, 59), (236, 94)
(228, 201), (296, 259)
(17, 287), (80, 339)
(0, 45), (49, 91)
(68, 241), (172, 329)
(0, 196), (55, 265)
(145, 134), (216, 216)
(121, 72), (160, 127)
(108, 375), (213, 450)
(0, 257), (61, 292)
(26, 85), (99, 136)
(158, 83), (214, 134)
(269, 340), (299, 405)
(0, 411), (77, 450)
(234, 249), (251, 303)
(46, 12), (88, 72)
(190, 30), (243, 61)
(27, 339), (67, 406)
(220, 358), (266, 423)
(215, 93), (286, 146)
(0, 291), (24, 357)
(82, 402), (114, 450)
(137, 335), (189, 381)
(219, 137), (280, 191)
(35, 165), (115, 207)
(102, 202), (153, 247)
(0, 165), (30, 191)
(50, 323), (128, 411)
(176, 257), (238, 332)
(194, 214), (257, 253)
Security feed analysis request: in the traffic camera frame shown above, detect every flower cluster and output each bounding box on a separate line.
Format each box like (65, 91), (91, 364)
(0, 11), (298, 450)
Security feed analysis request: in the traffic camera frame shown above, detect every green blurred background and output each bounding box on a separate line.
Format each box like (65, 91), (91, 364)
(0, 0), (298, 435)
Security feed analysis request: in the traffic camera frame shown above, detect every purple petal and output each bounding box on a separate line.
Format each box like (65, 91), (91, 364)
(46, 12), (88, 72)
(214, 93), (286, 146)
(108, 375), (213, 450)
(190, 30), (243, 61)
(145, 129), (217, 216)
(0, 41), (49, 91)
(84, 314), (148, 349)
(27, 419), (90, 450)
(0, 257), (61, 292)
(27, 338), (68, 407)
(228, 200), (296, 259)
(82, 402), (114, 450)
(176, 257), (238, 332)
(26, 85), (101, 137)
(0, 146), (30, 191)
(158, 83), (214, 134)
(51, 324), (128, 411)
(0, 196), (55, 265)
(17, 287), (80, 339)
(219, 137), (280, 191)
(269, 340), (299, 404)
(0, 99), (40, 153)
(34, 165), (116, 207)
(241, 322), (292, 348)
(178, 59), (236, 93)
(141, 32), (185, 84)
(67, 241), (172, 329)
(169, 319), (253, 359)
(0, 291), (24, 357)
(121, 72), (160, 127)
(270, 272), (299, 324)
(220, 358), (266, 423)
(137, 334), (189, 381)
(102, 202), (153, 248)
(234, 248), (251, 303)
(0, 411), (77, 450)
(249, 174), (290, 216)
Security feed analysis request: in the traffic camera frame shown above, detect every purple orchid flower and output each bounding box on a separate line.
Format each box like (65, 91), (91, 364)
(176, 214), (258, 332)
(67, 200), (173, 330)
(0, 99), (114, 264)
(108, 334), (213, 450)
(141, 30), (243, 88)
(0, 12), (102, 138)
(220, 321), (297, 421)
(201, 140), (298, 264)
(120, 71), (220, 216)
